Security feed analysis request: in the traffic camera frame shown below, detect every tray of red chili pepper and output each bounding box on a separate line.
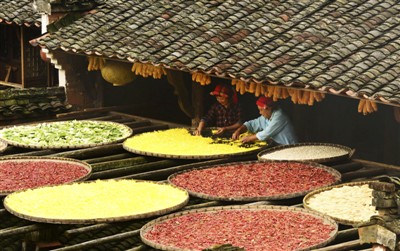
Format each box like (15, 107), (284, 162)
(257, 142), (355, 163)
(168, 160), (341, 201)
(140, 204), (338, 251)
(0, 156), (92, 196)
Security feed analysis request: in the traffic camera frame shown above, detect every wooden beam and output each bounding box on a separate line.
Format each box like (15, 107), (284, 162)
(20, 26), (25, 88)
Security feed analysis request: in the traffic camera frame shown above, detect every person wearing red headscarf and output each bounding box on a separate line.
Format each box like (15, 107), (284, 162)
(232, 96), (298, 145)
(194, 83), (242, 137)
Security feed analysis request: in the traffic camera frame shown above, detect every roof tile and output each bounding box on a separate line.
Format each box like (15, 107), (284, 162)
(32, 0), (400, 106)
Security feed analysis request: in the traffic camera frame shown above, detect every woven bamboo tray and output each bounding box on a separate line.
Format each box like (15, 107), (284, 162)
(123, 128), (267, 160)
(303, 180), (378, 226)
(4, 179), (189, 224)
(0, 156), (92, 196)
(168, 160), (341, 201)
(257, 142), (354, 163)
(0, 120), (132, 150)
(140, 205), (338, 251)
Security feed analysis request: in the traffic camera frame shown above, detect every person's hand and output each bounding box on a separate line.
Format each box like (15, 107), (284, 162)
(193, 128), (202, 136)
(232, 130), (241, 140)
(241, 136), (254, 143)
(214, 127), (226, 135)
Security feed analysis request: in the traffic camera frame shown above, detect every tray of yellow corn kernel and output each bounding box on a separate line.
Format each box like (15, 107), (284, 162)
(4, 179), (189, 224)
(122, 128), (267, 159)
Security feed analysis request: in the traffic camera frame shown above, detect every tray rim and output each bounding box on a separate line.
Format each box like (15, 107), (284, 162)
(0, 156), (93, 196)
(122, 128), (267, 160)
(140, 204), (339, 251)
(168, 159), (342, 201)
(257, 142), (355, 163)
(3, 179), (189, 224)
(0, 119), (133, 150)
(0, 138), (7, 153)
(303, 180), (378, 226)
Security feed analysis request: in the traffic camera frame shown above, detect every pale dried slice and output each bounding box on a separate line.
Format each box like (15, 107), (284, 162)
(258, 143), (351, 163)
(141, 205), (338, 251)
(4, 179), (188, 224)
(303, 181), (378, 225)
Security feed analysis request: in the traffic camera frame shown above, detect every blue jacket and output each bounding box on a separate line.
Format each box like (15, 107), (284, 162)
(243, 108), (298, 145)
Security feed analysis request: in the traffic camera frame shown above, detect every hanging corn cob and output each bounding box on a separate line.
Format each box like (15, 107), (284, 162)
(358, 99), (378, 115)
(131, 62), (167, 79)
(231, 79), (246, 95)
(87, 56), (106, 71)
(288, 89), (325, 105)
(264, 85), (290, 101)
(192, 72), (211, 85)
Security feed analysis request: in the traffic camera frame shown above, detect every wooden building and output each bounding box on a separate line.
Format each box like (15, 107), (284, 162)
(24, 0), (400, 166)
(0, 0), (59, 89)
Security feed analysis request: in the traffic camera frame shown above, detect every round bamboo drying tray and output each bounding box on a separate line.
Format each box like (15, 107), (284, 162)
(257, 142), (354, 163)
(140, 204), (338, 251)
(303, 180), (378, 226)
(168, 160), (341, 201)
(123, 128), (267, 160)
(123, 144), (264, 160)
(0, 156), (92, 196)
(0, 120), (133, 150)
(3, 179), (189, 224)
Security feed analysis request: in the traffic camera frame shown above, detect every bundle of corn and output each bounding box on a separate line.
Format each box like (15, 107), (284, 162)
(231, 79), (246, 95)
(358, 99), (378, 115)
(101, 61), (136, 86)
(192, 72), (211, 85)
(87, 56), (105, 71)
(131, 62), (167, 79)
(265, 85), (290, 101)
(288, 89), (325, 105)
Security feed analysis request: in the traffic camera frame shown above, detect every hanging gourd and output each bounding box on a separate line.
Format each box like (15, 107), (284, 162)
(101, 61), (136, 86)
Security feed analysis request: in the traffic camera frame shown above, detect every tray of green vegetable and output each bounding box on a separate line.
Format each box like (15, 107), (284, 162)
(0, 120), (132, 149)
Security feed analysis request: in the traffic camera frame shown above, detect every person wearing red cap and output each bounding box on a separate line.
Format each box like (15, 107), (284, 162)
(232, 96), (297, 145)
(194, 83), (242, 137)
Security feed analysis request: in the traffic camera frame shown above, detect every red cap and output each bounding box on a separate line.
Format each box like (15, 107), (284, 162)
(210, 84), (231, 98)
(256, 96), (274, 109)
(210, 84), (238, 104)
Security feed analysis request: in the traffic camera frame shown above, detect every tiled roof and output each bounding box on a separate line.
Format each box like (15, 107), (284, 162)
(34, 0), (400, 106)
(0, 87), (72, 120)
(0, 0), (41, 27)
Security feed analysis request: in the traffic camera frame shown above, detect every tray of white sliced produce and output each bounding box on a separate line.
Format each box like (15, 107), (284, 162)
(257, 142), (354, 163)
(303, 181), (379, 226)
(0, 120), (132, 149)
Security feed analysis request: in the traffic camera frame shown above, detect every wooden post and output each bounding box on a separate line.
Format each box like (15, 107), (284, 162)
(20, 26), (25, 88)
(192, 82), (204, 127)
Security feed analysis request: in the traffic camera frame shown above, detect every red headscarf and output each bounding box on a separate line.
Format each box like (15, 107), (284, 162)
(256, 96), (274, 109)
(210, 84), (238, 104)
